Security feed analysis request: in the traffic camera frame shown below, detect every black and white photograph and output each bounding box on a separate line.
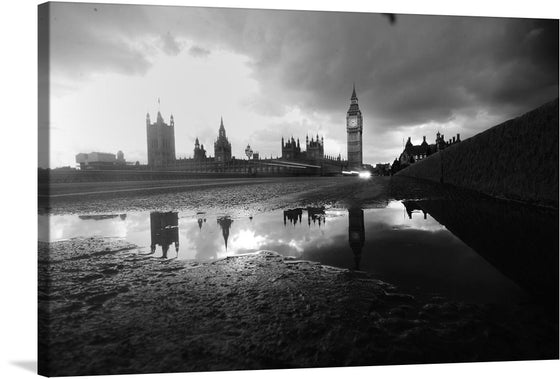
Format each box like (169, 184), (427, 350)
(29, 0), (560, 377)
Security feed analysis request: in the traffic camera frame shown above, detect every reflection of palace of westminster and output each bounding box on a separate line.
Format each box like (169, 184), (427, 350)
(149, 207), (365, 269)
(146, 85), (365, 175)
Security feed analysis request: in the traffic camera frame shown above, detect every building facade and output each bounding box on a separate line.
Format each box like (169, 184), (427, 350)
(214, 117), (232, 162)
(281, 134), (325, 161)
(281, 137), (302, 160)
(306, 134), (324, 160)
(193, 137), (207, 160)
(75, 151), (127, 170)
(399, 132), (461, 166)
(141, 103), (344, 175)
(346, 84), (363, 169)
(146, 111), (176, 167)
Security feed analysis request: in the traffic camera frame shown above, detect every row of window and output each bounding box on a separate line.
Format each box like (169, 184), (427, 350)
(150, 139), (173, 149)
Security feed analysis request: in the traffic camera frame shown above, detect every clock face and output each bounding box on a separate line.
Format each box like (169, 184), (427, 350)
(349, 118), (357, 127)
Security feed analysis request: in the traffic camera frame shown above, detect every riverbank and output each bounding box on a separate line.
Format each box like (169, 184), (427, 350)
(39, 237), (558, 377)
(396, 98), (559, 208)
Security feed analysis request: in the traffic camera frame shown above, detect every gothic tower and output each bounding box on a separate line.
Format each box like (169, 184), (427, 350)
(346, 84), (363, 168)
(217, 216), (233, 251)
(146, 110), (176, 167)
(149, 212), (179, 258)
(214, 117), (232, 163)
(193, 137), (206, 160)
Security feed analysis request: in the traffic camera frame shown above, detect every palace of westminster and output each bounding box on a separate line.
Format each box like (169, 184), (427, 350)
(76, 83), (462, 174)
(144, 85), (365, 174)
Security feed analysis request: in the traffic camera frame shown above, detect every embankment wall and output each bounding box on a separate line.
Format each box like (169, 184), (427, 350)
(396, 99), (559, 208)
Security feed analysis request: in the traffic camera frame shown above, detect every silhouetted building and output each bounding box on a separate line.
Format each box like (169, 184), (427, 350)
(373, 163), (391, 176)
(283, 208), (303, 226)
(140, 100), (345, 174)
(150, 212), (179, 258)
(306, 134), (324, 160)
(307, 207), (326, 227)
(346, 84), (363, 169)
(399, 132), (461, 166)
(217, 216), (233, 250)
(281, 137), (302, 160)
(348, 208), (365, 270)
(75, 151), (127, 170)
(139, 99), (346, 174)
(116, 150), (125, 163)
(281, 135), (325, 161)
(193, 138), (207, 160)
(214, 117), (232, 163)
(146, 111), (176, 167)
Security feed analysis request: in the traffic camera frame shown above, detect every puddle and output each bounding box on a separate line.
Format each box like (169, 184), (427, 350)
(39, 200), (546, 305)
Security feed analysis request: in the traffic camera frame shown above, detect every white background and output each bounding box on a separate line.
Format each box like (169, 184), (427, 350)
(0, 0), (558, 378)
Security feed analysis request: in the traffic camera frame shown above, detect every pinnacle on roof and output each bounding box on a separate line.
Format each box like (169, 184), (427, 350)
(351, 83), (357, 100)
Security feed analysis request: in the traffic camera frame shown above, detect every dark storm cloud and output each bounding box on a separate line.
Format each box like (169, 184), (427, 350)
(49, 3), (152, 78)
(223, 11), (558, 130)
(51, 3), (558, 134)
(166, 8), (557, 134)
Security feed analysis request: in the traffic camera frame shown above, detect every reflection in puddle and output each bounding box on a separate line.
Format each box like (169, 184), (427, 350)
(348, 208), (365, 270)
(150, 212), (179, 258)
(39, 196), (557, 306)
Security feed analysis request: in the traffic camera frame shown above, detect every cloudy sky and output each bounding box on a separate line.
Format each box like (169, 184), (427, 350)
(40, 2), (558, 168)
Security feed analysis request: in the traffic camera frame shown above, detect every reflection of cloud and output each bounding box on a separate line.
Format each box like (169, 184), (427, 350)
(182, 218), (221, 260)
(230, 229), (267, 251)
(43, 206), (448, 265)
(380, 201), (447, 233)
(47, 215), (129, 241)
(287, 239), (304, 253)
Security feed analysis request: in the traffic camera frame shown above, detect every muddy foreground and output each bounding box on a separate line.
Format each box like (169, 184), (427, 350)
(39, 237), (557, 376)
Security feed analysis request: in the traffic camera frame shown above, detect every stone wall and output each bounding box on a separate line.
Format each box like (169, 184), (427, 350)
(396, 99), (559, 208)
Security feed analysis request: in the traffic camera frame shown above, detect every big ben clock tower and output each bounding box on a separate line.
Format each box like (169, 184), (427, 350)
(346, 84), (363, 168)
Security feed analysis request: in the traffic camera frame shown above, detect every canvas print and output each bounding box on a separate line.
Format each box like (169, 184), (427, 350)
(38, 2), (559, 377)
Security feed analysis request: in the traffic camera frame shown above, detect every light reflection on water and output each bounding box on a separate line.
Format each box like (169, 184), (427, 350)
(39, 200), (529, 304)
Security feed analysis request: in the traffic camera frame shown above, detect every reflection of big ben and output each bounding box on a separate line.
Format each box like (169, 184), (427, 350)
(217, 216), (233, 251)
(348, 208), (365, 270)
(150, 212), (179, 258)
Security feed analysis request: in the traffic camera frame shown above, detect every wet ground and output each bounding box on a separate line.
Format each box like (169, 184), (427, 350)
(38, 176), (559, 376)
